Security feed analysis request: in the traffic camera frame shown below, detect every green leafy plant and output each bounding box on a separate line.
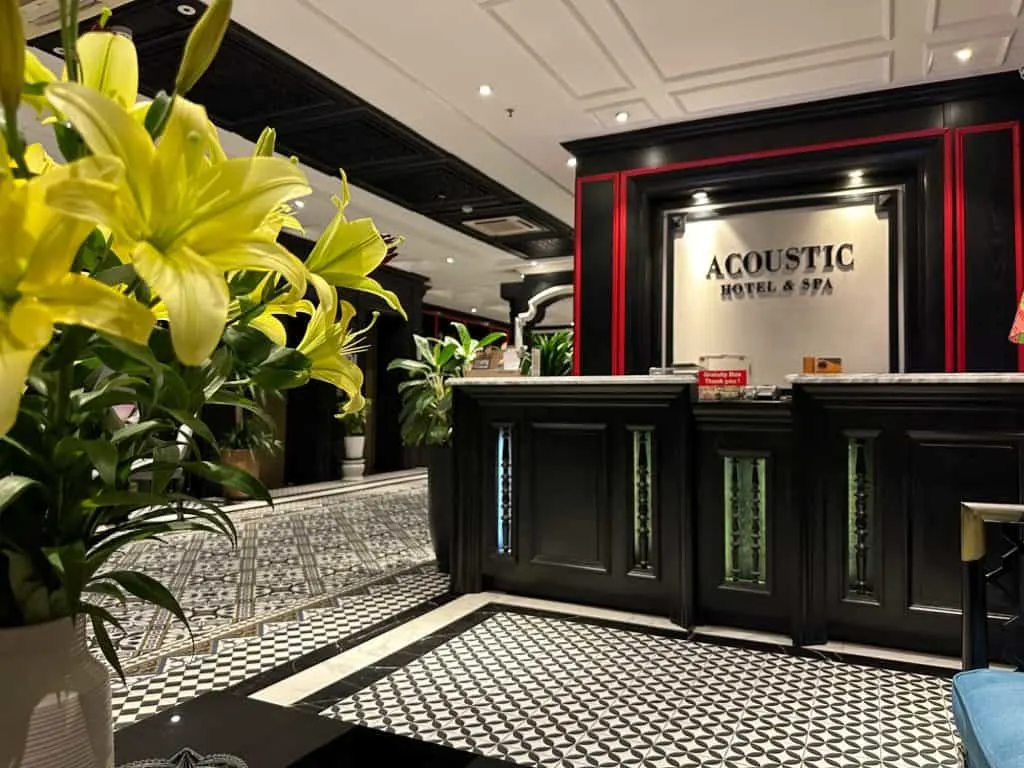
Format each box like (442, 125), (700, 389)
(222, 410), (283, 455)
(336, 397), (371, 437)
(536, 330), (574, 376)
(388, 323), (504, 447)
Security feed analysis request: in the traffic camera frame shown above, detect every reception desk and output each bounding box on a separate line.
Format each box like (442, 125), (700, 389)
(449, 373), (1024, 658)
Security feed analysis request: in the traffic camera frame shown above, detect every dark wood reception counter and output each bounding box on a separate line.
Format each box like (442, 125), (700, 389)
(449, 374), (1024, 658)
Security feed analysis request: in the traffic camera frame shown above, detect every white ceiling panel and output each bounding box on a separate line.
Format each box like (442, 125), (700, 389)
(612, 0), (891, 81)
(930, 0), (1023, 31)
(487, 0), (633, 99)
(675, 54), (893, 115)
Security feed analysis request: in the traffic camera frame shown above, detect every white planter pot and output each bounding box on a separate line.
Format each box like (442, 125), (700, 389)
(341, 458), (366, 481)
(0, 618), (112, 768)
(343, 436), (365, 460)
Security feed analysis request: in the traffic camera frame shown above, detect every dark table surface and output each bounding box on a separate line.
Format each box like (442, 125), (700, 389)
(115, 692), (510, 767)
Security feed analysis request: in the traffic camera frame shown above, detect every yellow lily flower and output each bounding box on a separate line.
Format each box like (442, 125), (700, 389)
(22, 29), (138, 118)
(7, 144), (56, 176)
(304, 172), (405, 316)
(0, 148), (156, 435)
(232, 275), (313, 347)
(44, 83), (312, 366)
(73, 30), (139, 110)
(297, 280), (374, 412)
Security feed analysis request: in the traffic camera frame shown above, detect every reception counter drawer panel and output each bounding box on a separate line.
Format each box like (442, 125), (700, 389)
(527, 422), (611, 573)
(694, 402), (794, 635)
(452, 381), (690, 618)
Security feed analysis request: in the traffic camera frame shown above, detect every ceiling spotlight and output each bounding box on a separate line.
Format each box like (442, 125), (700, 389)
(176, 3), (197, 15)
(955, 47), (973, 63)
(530, 260), (539, 267)
(849, 169), (865, 182)
(470, 307), (478, 314)
(478, 84), (493, 97)
(445, 256), (455, 264)
(293, 200), (305, 209)
(53, 46), (64, 55)
(566, 157), (577, 168)
(693, 191), (709, 204)
(169, 714), (182, 724)
(461, 204), (474, 214)
(614, 110), (629, 123)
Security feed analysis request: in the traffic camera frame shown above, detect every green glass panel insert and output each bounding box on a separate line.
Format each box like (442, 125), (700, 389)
(632, 428), (654, 571)
(723, 456), (767, 586)
(846, 437), (874, 596)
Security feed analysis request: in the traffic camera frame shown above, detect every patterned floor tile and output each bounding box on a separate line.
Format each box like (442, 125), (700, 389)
(94, 479), (432, 669)
(322, 611), (962, 768)
(111, 566), (449, 728)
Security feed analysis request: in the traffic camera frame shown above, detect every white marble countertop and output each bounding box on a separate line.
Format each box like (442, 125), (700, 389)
(787, 373), (1024, 384)
(450, 374), (696, 386)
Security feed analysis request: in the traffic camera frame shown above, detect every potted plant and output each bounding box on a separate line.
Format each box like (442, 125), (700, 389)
(221, 411), (283, 499)
(521, 329), (574, 376)
(336, 397), (370, 480)
(0, 2), (405, 764)
(388, 324), (504, 572)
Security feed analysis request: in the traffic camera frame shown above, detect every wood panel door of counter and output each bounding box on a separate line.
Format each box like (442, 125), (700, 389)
(450, 382), (692, 621)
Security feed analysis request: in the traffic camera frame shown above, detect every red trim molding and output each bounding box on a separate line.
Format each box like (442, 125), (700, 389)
(952, 122), (1024, 371)
(573, 176), (583, 375)
(944, 133), (956, 372)
(601, 128), (954, 375)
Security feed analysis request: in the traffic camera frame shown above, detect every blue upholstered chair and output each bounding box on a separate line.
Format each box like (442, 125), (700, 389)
(953, 502), (1024, 768)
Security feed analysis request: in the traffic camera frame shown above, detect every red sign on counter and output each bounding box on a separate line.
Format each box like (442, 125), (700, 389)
(698, 370), (748, 387)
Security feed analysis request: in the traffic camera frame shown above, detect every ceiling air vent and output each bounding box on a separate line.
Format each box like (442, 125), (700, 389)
(462, 216), (545, 238)
(21, 0), (134, 39)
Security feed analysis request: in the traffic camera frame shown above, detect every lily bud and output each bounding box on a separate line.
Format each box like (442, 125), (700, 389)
(254, 127), (276, 157)
(76, 29), (139, 110)
(0, 0), (25, 118)
(174, 0), (233, 95)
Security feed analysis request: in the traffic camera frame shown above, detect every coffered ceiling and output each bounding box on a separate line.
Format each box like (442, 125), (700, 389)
(228, 0), (1024, 208)
(21, 0), (1024, 321)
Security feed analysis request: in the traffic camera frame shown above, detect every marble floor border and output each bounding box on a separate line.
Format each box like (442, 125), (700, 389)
(249, 590), (960, 710)
(120, 559), (435, 677)
(225, 590), (460, 698)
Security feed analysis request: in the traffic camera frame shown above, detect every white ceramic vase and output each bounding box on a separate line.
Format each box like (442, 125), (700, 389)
(343, 436), (365, 460)
(0, 618), (112, 768)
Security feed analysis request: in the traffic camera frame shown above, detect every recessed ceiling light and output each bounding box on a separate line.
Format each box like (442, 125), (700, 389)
(461, 204), (474, 214)
(293, 200), (305, 209)
(470, 307), (478, 314)
(530, 260), (539, 267)
(566, 157), (577, 168)
(693, 191), (709, 204)
(955, 48), (973, 63)
(849, 169), (865, 182)
(614, 110), (629, 123)
(53, 46), (64, 55)
(177, 4), (197, 16)
(445, 256), (455, 264)
(170, 714), (182, 723)
(478, 84), (493, 97)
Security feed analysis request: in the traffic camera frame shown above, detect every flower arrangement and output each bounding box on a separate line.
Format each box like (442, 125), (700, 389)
(0, 0), (403, 687)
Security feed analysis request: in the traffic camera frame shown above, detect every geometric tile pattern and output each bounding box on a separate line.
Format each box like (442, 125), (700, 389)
(111, 566), (449, 729)
(323, 612), (961, 768)
(94, 479), (432, 671)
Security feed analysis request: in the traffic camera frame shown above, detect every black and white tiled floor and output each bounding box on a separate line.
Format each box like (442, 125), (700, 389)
(101, 473), (964, 767)
(98, 476), (433, 672)
(112, 565), (449, 728)
(320, 610), (961, 768)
